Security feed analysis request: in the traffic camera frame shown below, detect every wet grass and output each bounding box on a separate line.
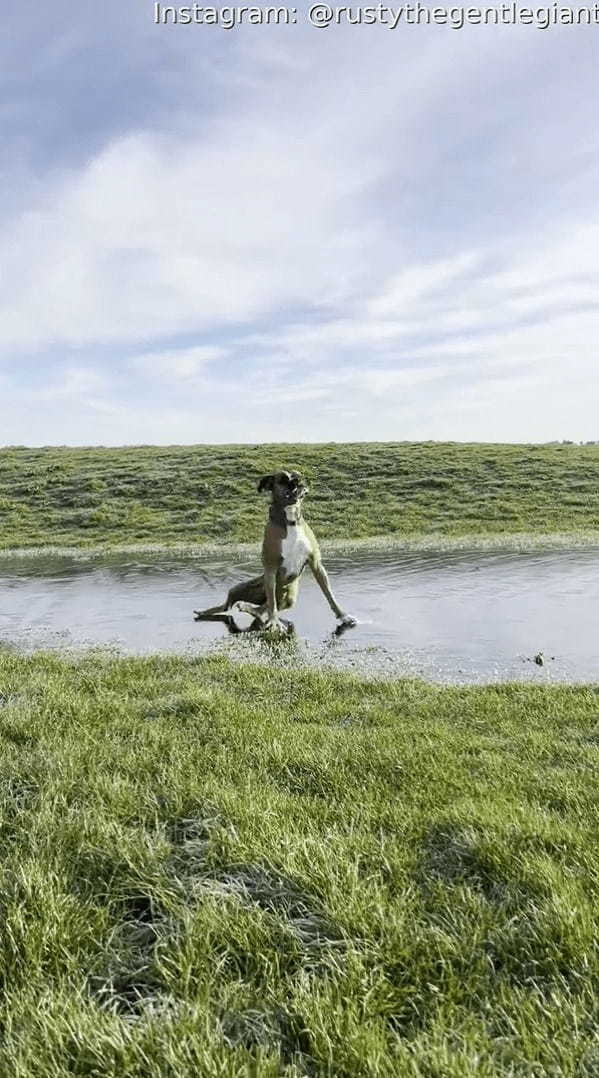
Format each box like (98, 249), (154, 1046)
(1, 441), (599, 551)
(1, 649), (599, 1075)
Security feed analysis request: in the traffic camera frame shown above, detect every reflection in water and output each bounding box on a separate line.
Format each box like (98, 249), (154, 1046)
(0, 548), (597, 683)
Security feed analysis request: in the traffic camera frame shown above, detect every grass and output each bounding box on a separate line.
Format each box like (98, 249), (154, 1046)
(2, 441), (599, 552)
(1, 649), (599, 1075)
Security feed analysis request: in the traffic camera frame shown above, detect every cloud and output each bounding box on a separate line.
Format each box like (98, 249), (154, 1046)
(0, 122), (381, 355)
(1, 6), (599, 442)
(366, 252), (482, 319)
(131, 345), (227, 381)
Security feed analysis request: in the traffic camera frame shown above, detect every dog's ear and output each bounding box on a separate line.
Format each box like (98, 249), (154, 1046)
(257, 474), (275, 493)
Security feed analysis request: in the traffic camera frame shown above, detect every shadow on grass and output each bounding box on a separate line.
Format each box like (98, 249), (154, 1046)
(84, 810), (348, 1038)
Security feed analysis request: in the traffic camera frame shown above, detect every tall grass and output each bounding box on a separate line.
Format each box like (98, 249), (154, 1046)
(1, 650), (598, 1074)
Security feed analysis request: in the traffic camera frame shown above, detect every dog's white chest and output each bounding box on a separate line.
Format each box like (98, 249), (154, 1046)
(280, 526), (311, 579)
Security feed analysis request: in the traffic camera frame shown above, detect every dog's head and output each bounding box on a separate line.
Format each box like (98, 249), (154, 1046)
(257, 470), (309, 505)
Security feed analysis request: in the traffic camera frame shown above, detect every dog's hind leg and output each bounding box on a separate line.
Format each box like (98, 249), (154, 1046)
(236, 601), (268, 620)
(278, 578), (299, 613)
(236, 579), (298, 626)
(194, 575), (266, 622)
(193, 600), (231, 622)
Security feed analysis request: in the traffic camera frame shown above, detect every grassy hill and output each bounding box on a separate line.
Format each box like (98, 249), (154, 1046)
(1, 441), (599, 551)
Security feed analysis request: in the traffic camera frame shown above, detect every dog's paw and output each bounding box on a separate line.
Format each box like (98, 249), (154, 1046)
(338, 613), (358, 628)
(262, 617), (288, 635)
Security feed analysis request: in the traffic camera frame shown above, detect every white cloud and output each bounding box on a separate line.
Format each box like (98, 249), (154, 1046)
(366, 252), (481, 319)
(2, 12), (599, 442)
(0, 124), (381, 355)
(0, 17), (565, 362)
(37, 366), (107, 401)
(131, 345), (227, 381)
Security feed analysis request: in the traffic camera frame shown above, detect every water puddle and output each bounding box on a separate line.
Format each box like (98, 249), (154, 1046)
(0, 548), (597, 683)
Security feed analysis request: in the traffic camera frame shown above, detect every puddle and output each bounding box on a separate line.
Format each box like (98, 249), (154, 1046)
(0, 548), (597, 683)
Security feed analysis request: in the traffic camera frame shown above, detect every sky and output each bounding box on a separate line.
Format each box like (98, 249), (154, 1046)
(1, 1), (598, 445)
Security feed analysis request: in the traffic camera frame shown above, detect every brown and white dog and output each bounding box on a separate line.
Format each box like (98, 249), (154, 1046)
(193, 470), (357, 633)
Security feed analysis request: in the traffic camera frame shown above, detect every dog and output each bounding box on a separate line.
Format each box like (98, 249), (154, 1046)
(193, 470), (357, 634)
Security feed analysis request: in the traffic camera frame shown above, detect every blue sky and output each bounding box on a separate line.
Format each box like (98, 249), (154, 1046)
(2, 2), (598, 445)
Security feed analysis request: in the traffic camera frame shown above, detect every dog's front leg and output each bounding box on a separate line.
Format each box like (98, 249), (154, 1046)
(262, 567), (286, 633)
(310, 559), (357, 627)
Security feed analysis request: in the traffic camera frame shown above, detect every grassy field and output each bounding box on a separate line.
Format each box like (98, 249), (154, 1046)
(1, 650), (599, 1075)
(1, 441), (599, 551)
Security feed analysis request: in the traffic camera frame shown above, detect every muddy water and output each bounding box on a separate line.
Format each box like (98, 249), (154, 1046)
(0, 548), (597, 683)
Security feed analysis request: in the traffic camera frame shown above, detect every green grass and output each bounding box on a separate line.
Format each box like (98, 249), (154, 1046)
(1, 650), (599, 1075)
(1, 441), (599, 551)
